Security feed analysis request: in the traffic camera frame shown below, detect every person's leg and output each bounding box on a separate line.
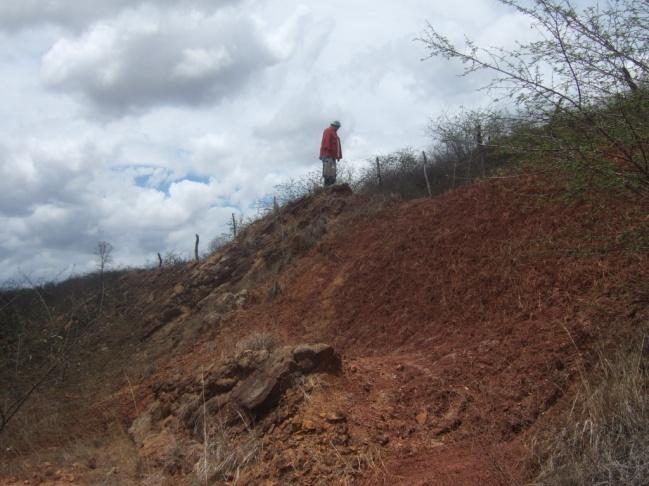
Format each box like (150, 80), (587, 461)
(323, 158), (335, 186)
(322, 158), (328, 186)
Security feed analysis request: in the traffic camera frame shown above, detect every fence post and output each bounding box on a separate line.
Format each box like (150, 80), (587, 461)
(231, 213), (238, 238)
(422, 151), (433, 198)
(476, 122), (486, 177)
(376, 156), (382, 188)
(194, 234), (200, 262)
(157, 252), (163, 268)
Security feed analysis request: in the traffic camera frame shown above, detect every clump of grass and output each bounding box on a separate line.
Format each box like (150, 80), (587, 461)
(196, 424), (261, 484)
(533, 337), (649, 485)
(193, 368), (261, 485)
(235, 332), (277, 354)
(293, 374), (328, 403)
(195, 384), (261, 486)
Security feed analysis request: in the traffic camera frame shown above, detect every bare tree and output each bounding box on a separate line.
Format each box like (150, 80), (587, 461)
(94, 241), (113, 317)
(420, 0), (649, 194)
(94, 241), (114, 274)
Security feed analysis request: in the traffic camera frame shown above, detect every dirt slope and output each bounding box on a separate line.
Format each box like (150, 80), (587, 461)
(180, 172), (648, 484)
(2, 170), (649, 485)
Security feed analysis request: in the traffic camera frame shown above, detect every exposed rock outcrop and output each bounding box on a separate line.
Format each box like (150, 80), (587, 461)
(129, 343), (342, 479)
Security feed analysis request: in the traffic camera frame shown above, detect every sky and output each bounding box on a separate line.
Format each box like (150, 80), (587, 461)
(0, 0), (538, 283)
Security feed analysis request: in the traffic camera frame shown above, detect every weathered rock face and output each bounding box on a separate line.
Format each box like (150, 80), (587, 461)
(225, 344), (341, 416)
(130, 343), (341, 480)
(137, 185), (356, 345)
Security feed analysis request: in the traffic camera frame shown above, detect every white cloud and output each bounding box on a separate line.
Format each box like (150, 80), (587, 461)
(187, 133), (232, 174)
(173, 47), (233, 80)
(0, 0), (550, 282)
(261, 5), (311, 60)
(0, 0), (245, 31)
(40, 5), (284, 114)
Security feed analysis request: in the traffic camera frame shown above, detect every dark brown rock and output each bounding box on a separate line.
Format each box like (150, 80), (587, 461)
(232, 353), (297, 415)
(292, 343), (341, 373)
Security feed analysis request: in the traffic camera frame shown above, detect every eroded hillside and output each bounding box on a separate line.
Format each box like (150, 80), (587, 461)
(2, 170), (648, 485)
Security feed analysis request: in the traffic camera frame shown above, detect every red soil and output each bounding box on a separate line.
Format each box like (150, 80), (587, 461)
(4, 171), (649, 485)
(196, 172), (649, 484)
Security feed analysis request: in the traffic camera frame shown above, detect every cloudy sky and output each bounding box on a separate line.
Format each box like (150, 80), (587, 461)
(0, 0), (538, 282)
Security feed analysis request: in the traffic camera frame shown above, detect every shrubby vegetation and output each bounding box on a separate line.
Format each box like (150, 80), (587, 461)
(0, 270), (127, 436)
(260, 108), (512, 206)
(420, 0), (649, 196)
(353, 108), (512, 199)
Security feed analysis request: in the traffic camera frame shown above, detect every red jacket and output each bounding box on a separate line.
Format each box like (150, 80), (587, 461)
(319, 126), (342, 160)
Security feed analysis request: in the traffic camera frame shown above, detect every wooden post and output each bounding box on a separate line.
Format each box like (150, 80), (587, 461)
(157, 252), (163, 268)
(231, 213), (237, 238)
(376, 156), (382, 188)
(422, 151), (433, 198)
(476, 122), (486, 177)
(15, 334), (21, 376)
(194, 234), (200, 262)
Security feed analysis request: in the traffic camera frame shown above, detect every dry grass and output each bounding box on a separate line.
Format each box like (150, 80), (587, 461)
(192, 366), (261, 485)
(293, 373), (328, 403)
(353, 445), (387, 484)
(532, 335), (649, 485)
(194, 409), (261, 484)
(235, 332), (277, 354)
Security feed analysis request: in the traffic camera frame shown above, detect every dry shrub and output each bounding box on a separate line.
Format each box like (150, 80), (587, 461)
(533, 338), (649, 485)
(235, 332), (277, 354)
(195, 371), (260, 485)
(195, 420), (261, 484)
(355, 149), (431, 199)
(162, 252), (188, 267)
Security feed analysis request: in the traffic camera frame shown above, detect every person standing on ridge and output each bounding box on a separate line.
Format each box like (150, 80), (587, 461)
(319, 120), (342, 186)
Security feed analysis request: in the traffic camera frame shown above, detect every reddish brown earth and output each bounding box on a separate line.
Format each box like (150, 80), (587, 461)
(2, 170), (649, 485)
(196, 173), (648, 484)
